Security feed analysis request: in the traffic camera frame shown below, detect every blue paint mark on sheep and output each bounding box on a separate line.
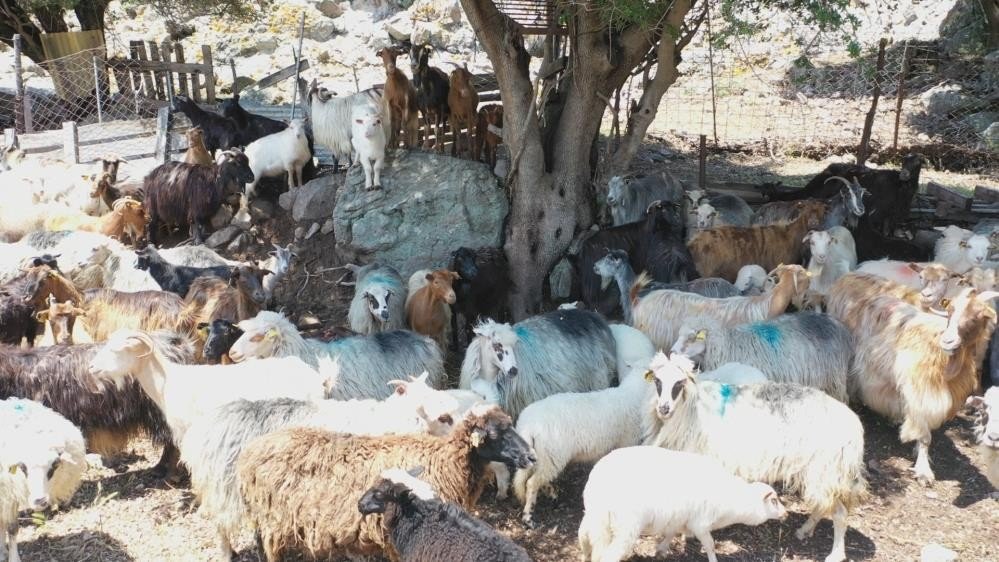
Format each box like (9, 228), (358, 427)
(513, 324), (531, 344)
(718, 384), (734, 417)
(749, 322), (782, 349)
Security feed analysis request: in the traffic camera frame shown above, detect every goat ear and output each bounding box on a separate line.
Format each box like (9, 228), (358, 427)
(35, 311), (49, 322)
(695, 329), (707, 341)
(907, 262), (923, 273)
(966, 395), (986, 410)
(425, 272), (434, 281)
(800, 230), (812, 245)
(450, 271), (460, 280)
(959, 240), (969, 249)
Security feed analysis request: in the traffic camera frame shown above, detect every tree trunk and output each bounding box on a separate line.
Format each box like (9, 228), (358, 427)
(33, 5), (69, 33)
(76, 0), (110, 32)
(0, 0), (47, 65)
(985, 0), (999, 50)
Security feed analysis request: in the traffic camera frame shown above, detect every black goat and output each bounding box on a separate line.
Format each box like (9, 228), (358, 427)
(762, 153), (923, 236)
(0, 266), (49, 345)
(410, 44), (450, 152)
(852, 220), (931, 262)
(358, 468), (533, 562)
(449, 246), (510, 347)
(198, 319), (243, 364)
(143, 148), (254, 245)
(172, 95), (241, 155)
(135, 245), (235, 297)
(577, 201), (695, 316)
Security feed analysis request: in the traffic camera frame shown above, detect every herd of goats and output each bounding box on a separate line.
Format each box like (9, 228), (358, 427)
(0, 46), (998, 562)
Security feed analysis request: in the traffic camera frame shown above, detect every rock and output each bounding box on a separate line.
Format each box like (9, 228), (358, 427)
(920, 543), (958, 562)
(250, 198), (276, 220)
(920, 84), (977, 116)
(384, 12), (414, 41)
(307, 18), (337, 41)
(207, 225), (243, 248)
(304, 222), (321, 240)
(939, 0), (987, 56)
(321, 218), (335, 235)
(292, 175), (340, 222)
(316, 0), (344, 18)
(963, 111), (999, 133)
(278, 187), (299, 211)
(983, 122), (999, 151)
(549, 258), (574, 301)
(333, 151), (508, 278)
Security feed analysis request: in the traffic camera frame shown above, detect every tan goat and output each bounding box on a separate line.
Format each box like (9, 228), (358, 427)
(183, 127), (214, 166)
(406, 269), (459, 351)
(448, 65), (479, 159)
(376, 47), (419, 148)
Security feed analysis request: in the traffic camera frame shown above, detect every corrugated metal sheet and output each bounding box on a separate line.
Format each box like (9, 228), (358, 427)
(494, 0), (565, 34)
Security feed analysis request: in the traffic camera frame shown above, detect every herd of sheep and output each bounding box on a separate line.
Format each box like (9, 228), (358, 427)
(0, 55), (998, 562)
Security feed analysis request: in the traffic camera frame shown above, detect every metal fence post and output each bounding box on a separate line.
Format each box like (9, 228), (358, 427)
(155, 105), (173, 163)
(63, 121), (80, 163)
(13, 34), (25, 134)
(290, 11), (305, 120)
(93, 56), (104, 123)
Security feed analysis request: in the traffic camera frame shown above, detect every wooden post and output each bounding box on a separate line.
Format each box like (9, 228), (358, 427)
(111, 57), (134, 98)
(148, 41), (165, 99)
(857, 38), (888, 167)
(892, 41), (911, 150)
(92, 56), (104, 123)
(698, 134), (707, 189)
(130, 41), (156, 98)
(291, 12), (306, 119)
(161, 40), (174, 102)
(154, 106), (173, 163)
(202, 45), (216, 103)
(63, 121), (80, 163)
(4, 128), (17, 148)
(13, 34), (25, 134)
(230, 58), (238, 96)
(174, 43), (190, 97)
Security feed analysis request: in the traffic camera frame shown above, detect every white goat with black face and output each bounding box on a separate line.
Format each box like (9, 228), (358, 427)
(346, 263), (407, 335)
(966, 387), (999, 494)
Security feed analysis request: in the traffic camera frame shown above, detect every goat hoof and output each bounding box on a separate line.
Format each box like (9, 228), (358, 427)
(520, 517), (536, 530)
(794, 527), (813, 541)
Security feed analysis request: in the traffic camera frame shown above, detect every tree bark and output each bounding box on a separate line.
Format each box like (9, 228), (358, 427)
(985, 0), (999, 50)
(33, 5), (69, 33)
(76, 0), (110, 32)
(0, 0), (46, 65)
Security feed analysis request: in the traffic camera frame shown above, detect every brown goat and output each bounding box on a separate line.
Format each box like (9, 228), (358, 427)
(81, 288), (192, 342)
(376, 47), (419, 149)
(44, 197), (147, 245)
(406, 269), (459, 351)
(183, 127), (214, 166)
(448, 65), (479, 159)
(36, 294), (87, 345)
(475, 104), (503, 167)
(182, 265), (271, 333)
(687, 202), (825, 281)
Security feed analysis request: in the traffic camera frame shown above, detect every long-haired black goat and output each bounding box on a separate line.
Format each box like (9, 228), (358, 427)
(173, 95), (241, 155)
(449, 246), (510, 347)
(135, 245), (235, 297)
(410, 44), (450, 152)
(144, 148), (254, 245)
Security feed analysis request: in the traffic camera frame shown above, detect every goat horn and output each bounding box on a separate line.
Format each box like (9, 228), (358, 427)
(824, 176), (852, 191)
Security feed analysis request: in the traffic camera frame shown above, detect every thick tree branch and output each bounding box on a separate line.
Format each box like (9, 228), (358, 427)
(0, 0), (46, 64)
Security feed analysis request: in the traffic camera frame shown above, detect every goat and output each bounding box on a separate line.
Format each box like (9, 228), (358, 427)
(449, 247), (511, 346)
(966, 388), (999, 491)
(80, 288), (193, 342)
(476, 104), (503, 167)
(305, 79), (390, 166)
(606, 172), (685, 226)
(237, 119), (311, 222)
(753, 177), (867, 229)
(44, 197), (147, 246)
(35, 295), (86, 345)
(351, 104), (388, 190)
(135, 244), (234, 297)
(685, 189), (753, 231)
(198, 320), (244, 364)
(805, 226), (858, 296)
(377, 46), (419, 148)
(406, 269), (459, 351)
(448, 65), (479, 159)
(172, 95), (240, 155)
(183, 127), (214, 166)
(219, 93), (287, 145)
(735, 264), (768, 296)
(346, 262), (407, 335)
(257, 243), (295, 306)
(144, 149), (254, 245)
(0, 265), (65, 346)
(410, 44), (450, 152)
(181, 264), (271, 329)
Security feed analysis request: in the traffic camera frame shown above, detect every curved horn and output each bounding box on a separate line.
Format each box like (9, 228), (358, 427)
(823, 176), (852, 191)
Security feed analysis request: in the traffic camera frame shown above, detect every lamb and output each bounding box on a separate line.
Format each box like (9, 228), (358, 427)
(448, 65), (479, 158)
(687, 203), (825, 281)
(578, 446), (787, 562)
(183, 126), (214, 166)
(409, 44), (450, 152)
(837, 286), (997, 484)
(351, 104), (388, 190)
(449, 247), (511, 346)
(144, 148), (254, 245)
(236, 404), (535, 562)
(346, 262), (407, 335)
(605, 172), (685, 226)
(966, 387), (999, 491)
(359, 468), (533, 562)
(805, 226), (858, 295)
(734, 264), (768, 295)
(87, 329), (327, 450)
(236, 119), (311, 222)
(631, 264), (811, 351)
(669, 312), (853, 402)
(406, 268), (459, 351)
(459, 309), (617, 419)
(305, 78), (390, 165)
(180, 374), (478, 560)
(198, 320), (243, 364)
(257, 243), (295, 306)
(228, 310), (446, 399)
(643, 352), (867, 562)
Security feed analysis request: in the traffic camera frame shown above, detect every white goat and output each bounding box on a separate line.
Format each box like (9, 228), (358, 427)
(805, 226), (857, 295)
(734, 264), (768, 296)
(644, 352), (867, 562)
(0, 457), (28, 562)
(966, 387), (999, 493)
(933, 225), (990, 273)
(87, 329), (327, 447)
(257, 243), (295, 304)
(578, 446), (787, 562)
(235, 119), (311, 224)
(308, 84), (389, 164)
(351, 105), (388, 190)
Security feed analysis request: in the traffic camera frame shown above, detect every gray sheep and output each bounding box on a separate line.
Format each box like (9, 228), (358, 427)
(346, 262), (408, 335)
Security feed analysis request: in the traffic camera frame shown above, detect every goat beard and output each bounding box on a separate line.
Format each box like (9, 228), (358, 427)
(600, 276), (611, 290)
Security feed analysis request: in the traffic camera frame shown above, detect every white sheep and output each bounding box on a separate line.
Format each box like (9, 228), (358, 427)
(608, 324), (655, 376)
(966, 387), (999, 493)
(734, 264), (767, 296)
(697, 361), (768, 385)
(351, 105), (388, 190)
(87, 329), (327, 448)
(643, 352), (867, 562)
(578, 446), (787, 562)
(805, 226), (857, 295)
(0, 398), (87, 562)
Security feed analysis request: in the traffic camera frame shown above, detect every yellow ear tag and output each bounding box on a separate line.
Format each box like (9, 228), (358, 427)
(470, 432), (483, 448)
(940, 299), (950, 308)
(643, 370), (655, 382)
(266, 328), (280, 340)
(695, 330), (707, 341)
(8, 465), (17, 475)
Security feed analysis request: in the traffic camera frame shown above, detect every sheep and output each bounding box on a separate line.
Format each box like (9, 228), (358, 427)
(578, 446), (787, 562)
(509, 361), (654, 527)
(406, 268), (459, 351)
(669, 312), (852, 402)
(183, 126), (214, 166)
(631, 264), (811, 352)
(135, 244), (234, 297)
(237, 118), (311, 220)
(966, 387), (999, 492)
(476, 104), (503, 167)
(448, 65), (479, 159)
(409, 44), (450, 152)
(377, 47), (419, 148)
(351, 104), (388, 190)
(696, 360), (769, 385)
(932, 225), (990, 273)
(237, 404), (534, 562)
(87, 329), (326, 449)
(159, 244), (242, 268)
(306, 79), (390, 165)
(172, 95), (240, 154)
(838, 286), (998, 484)
(346, 262), (408, 335)
(359, 467), (533, 562)
(35, 295), (86, 345)
(228, 310), (446, 399)
(644, 351), (867, 562)
(734, 264), (768, 295)
(181, 264), (271, 329)
(459, 308), (616, 419)
(685, 189), (753, 230)
(198, 320), (243, 364)
(687, 202), (825, 281)
(605, 172), (685, 226)
(449, 246), (510, 346)
(144, 149), (254, 245)
(594, 249), (737, 323)
(0, 456), (28, 562)
(805, 226), (858, 295)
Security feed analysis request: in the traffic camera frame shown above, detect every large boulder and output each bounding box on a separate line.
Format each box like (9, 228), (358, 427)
(293, 175), (341, 221)
(332, 151), (508, 278)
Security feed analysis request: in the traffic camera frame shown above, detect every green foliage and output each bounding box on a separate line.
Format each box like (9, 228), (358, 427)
(717, 0), (859, 55)
(16, 0), (78, 11)
(121, 0), (266, 24)
(590, 0), (668, 30)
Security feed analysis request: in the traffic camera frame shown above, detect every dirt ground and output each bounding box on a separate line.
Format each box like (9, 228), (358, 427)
(13, 141), (999, 561)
